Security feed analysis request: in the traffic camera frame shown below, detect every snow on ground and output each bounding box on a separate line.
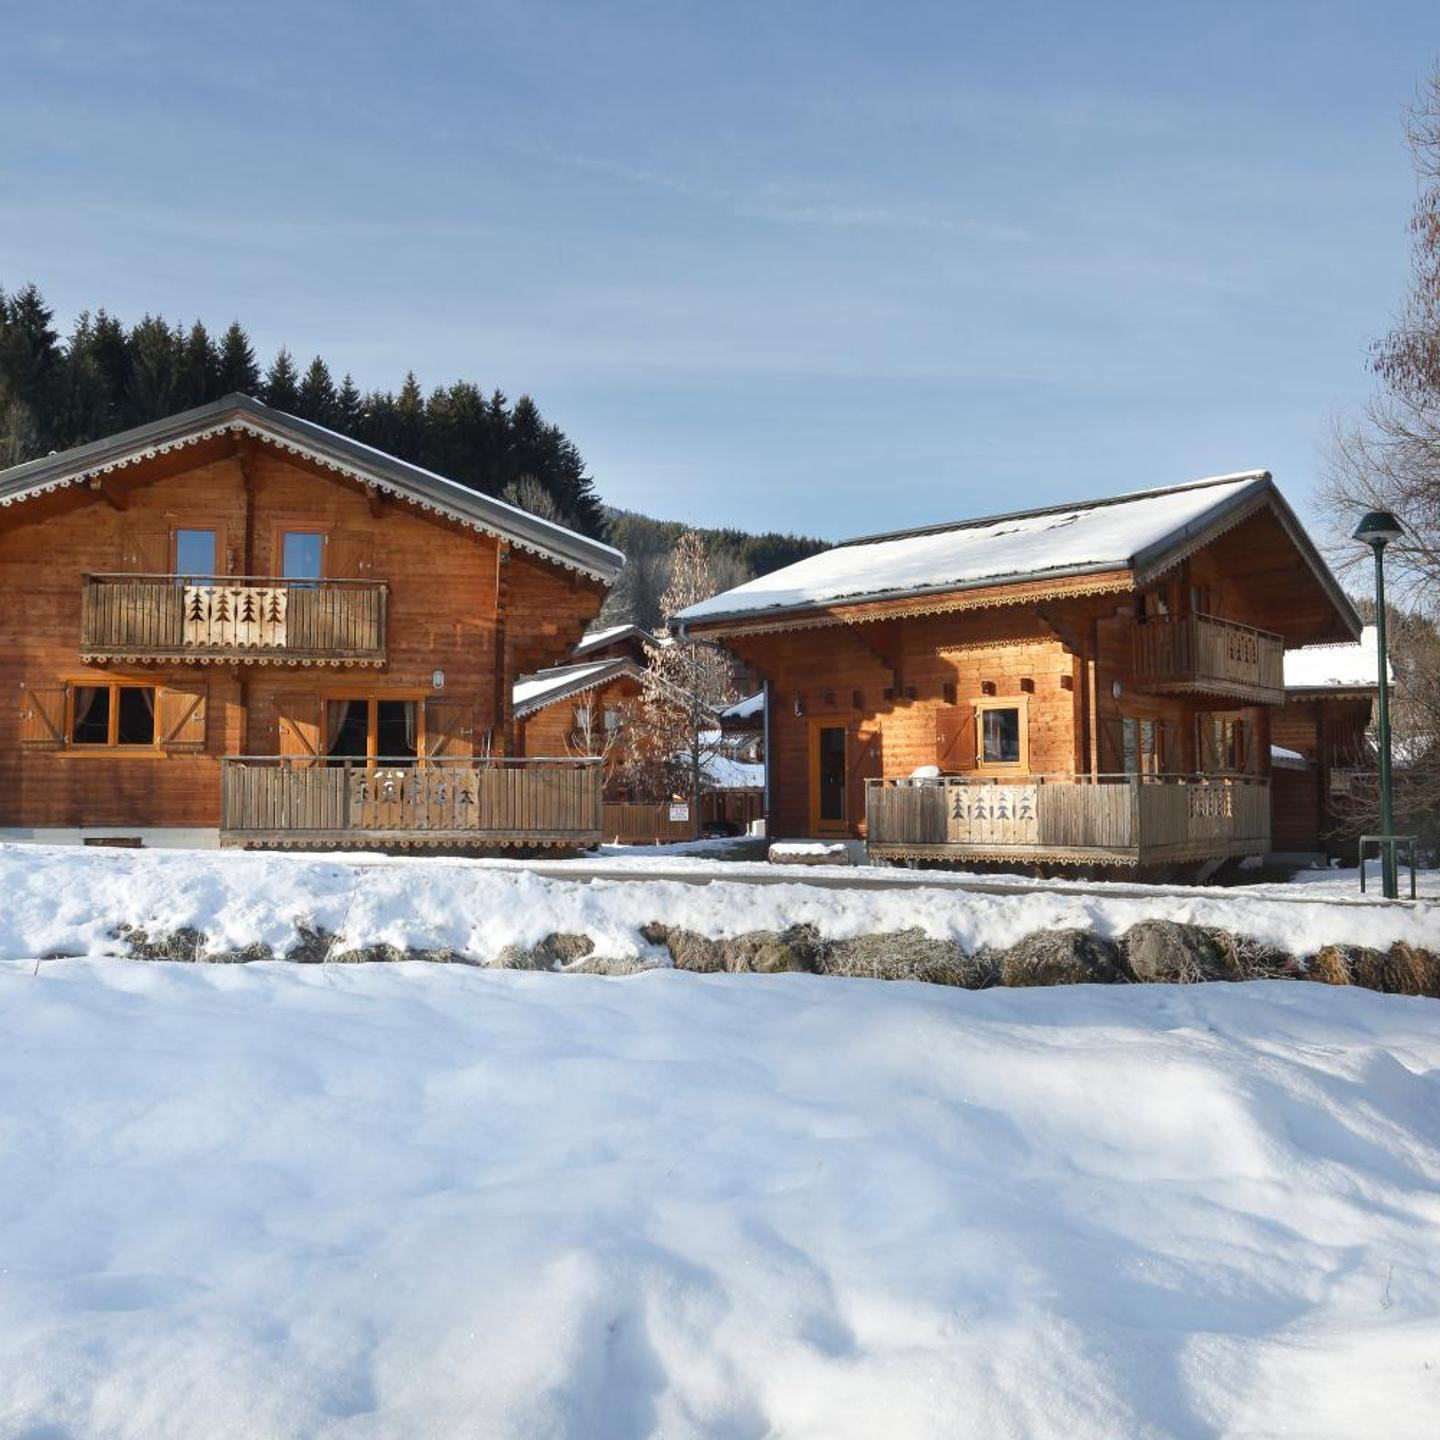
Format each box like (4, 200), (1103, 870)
(0, 961), (1437, 1439)
(0, 843), (1433, 966)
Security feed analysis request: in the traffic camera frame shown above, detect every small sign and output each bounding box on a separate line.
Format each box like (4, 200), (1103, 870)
(432, 670), (445, 690)
(668, 803), (690, 822)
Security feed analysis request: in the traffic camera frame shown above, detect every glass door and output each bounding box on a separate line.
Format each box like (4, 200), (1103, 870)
(812, 723), (848, 832)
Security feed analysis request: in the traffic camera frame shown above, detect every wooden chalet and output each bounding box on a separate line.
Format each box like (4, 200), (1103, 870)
(1271, 627), (1383, 857)
(0, 394), (623, 850)
(674, 472), (1361, 870)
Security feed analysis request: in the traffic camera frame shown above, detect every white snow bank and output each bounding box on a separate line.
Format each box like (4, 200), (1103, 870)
(1, 963), (1437, 1439)
(0, 843), (1435, 963)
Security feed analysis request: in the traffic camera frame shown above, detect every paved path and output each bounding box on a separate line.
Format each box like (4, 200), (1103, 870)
(413, 855), (1429, 911)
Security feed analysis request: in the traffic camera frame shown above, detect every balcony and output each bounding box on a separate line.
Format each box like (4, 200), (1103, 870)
(81, 574), (387, 666)
(865, 773), (1270, 866)
(220, 756), (602, 849)
(1132, 612), (1285, 704)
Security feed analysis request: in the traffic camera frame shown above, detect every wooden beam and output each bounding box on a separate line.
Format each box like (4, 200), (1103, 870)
(87, 475), (128, 511)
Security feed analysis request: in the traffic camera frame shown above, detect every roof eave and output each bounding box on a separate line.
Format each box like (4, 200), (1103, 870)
(674, 559), (1133, 634)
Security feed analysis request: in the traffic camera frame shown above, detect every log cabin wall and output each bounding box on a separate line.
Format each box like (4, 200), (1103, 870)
(1269, 694), (1374, 853)
(514, 674), (641, 762)
(0, 441), (603, 829)
(728, 610), (1078, 838)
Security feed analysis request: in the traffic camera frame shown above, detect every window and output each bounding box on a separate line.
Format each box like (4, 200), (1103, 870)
(70, 684), (156, 747)
(174, 528), (217, 582)
(324, 697), (419, 764)
(282, 532), (326, 583)
(975, 699), (1026, 769)
(1122, 717), (1168, 776)
(1198, 714), (1249, 773)
(1139, 587), (1171, 620)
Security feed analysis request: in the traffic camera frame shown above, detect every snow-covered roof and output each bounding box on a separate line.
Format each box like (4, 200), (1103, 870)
(573, 623), (658, 656)
(1270, 744), (1310, 769)
(675, 472), (1355, 632)
(512, 660), (635, 717)
(701, 755), (766, 789)
(720, 691), (765, 721)
(0, 393), (624, 583)
(1284, 627), (1387, 692)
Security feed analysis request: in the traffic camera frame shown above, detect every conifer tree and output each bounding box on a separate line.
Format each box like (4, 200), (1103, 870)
(335, 373), (363, 431)
(297, 356), (338, 426)
(179, 321), (218, 408)
(394, 371), (425, 460)
(262, 347), (300, 411)
(217, 321), (260, 394)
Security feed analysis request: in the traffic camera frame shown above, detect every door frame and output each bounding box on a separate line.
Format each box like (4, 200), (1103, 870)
(807, 720), (850, 836)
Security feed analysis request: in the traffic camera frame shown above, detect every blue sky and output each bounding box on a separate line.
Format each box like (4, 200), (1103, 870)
(1, 2), (1432, 539)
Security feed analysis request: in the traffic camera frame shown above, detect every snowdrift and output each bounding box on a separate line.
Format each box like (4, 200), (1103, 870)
(1, 962), (1437, 1438)
(0, 842), (1435, 967)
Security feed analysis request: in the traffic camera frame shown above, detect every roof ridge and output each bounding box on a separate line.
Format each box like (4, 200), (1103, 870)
(835, 470), (1271, 550)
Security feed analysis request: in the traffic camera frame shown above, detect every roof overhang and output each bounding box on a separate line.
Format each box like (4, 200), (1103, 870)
(676, 567), (1135, 639)
(512, 659), (644, 718)
(0, 394), (625, 584)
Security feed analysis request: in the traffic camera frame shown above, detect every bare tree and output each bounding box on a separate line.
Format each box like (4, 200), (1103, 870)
(1318, 64), (1440, 852)
(619, 530), (739, 817)
(565, 694), (624, 792)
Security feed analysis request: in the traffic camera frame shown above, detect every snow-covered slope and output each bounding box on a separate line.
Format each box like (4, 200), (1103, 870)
(1, 962), (1437, 1439)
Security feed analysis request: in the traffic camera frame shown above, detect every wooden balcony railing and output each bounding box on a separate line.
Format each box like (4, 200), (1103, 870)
(81, 575), (387, 665)
(865, 773), (1270, 865)
(220, 756), (602, 848)
(1132, 613), (1285, 703)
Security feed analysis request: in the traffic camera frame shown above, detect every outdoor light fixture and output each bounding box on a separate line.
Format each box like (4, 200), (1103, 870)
(1352, 510), (1404, 898)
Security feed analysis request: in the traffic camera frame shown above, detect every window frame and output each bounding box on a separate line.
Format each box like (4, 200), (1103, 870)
(170, 523), (226, 583)
(274, 526), (329, 584)
(66, 680), (160, 751)
(973, 696), (1029, 774)
(319, 691), (429, 764)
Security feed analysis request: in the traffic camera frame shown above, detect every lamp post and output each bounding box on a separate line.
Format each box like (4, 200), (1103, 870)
(1352, 509), (1404, 898)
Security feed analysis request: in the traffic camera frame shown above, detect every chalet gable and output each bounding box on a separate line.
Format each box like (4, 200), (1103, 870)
(0, 393), (624, 584)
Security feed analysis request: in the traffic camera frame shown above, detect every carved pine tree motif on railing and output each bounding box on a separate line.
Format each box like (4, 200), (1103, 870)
(945, 782), (1039, 844)
(183, 585), (288, 648)
(348, 765), (485, 830)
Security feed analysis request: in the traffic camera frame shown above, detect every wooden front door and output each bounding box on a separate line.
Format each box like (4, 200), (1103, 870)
(809, 722), (850, 835)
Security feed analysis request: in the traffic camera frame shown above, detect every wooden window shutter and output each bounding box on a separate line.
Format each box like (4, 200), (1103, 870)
(424, 698), (473, 758)
(329, 531), (374, 579)
(847, 726), (883, 830)
(157, 685), (208, 752)
(19, 684), (67, 749)
(123, 529), (171, 574)
(275, 694), (323, 765)
(935, 708), (975, 771)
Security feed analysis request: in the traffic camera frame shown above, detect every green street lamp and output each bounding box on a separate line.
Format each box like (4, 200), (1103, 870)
(1352, 509), (1404, 897)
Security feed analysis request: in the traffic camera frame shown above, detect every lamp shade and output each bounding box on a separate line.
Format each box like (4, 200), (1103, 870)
(1353, 510), (1405, 548)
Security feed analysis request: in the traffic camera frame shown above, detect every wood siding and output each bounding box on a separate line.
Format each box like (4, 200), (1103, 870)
(0, 437), (606, 832)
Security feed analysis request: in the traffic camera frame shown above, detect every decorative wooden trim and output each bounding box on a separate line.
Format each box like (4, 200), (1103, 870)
(80, 652), (387, 668)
